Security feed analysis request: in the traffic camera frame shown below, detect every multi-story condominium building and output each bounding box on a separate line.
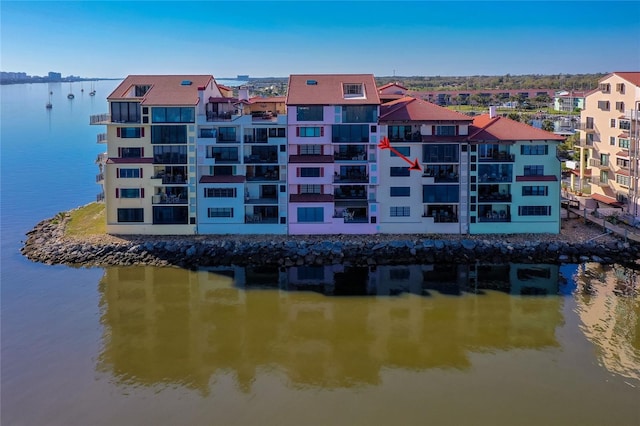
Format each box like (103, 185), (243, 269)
(286, 74), (380, 234)
(577, 72), (640, 215)
(94, 73), (565, 236)
(378, 99), (564, 234)
(377, 97), (474, 233)
(93, 75), (220, 235)
(467, 110), (564, 234)
(553, 90), (586, 112)
(196, 87), (288, 234)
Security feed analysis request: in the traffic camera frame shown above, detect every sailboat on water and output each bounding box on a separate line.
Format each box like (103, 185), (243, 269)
(46, 91), (53, 109)
(89, 81), (96, 96)
(67, 82), (74, 99)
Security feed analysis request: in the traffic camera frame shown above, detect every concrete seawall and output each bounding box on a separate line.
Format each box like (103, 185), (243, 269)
(20, 212), (640, 268)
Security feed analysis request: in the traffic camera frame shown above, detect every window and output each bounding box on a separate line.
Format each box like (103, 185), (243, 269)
(522, 186), (548, 196)
(119, 188), (141, 198)
(121, 147), (142, 158)
(390, 187), (411, 197)
(619, 139), (630, 149)
(118, 168), (140, 178)
(616, 158), (630, 168)
(200, 128), (216, 138)
(342, 105), (377, 123)
(390, 206), (410, 217)
(524, 165), (544, 176)
(435, 125), (456, 136)
(600, 153), (609, 165)
(600, 170), (609, 183)
(151, 107), (195, 123)
(117, 208), (143, 222)
(586, 133), (594, 145)
(210, 147), (238, 162)
(422, 185), (459, 203)
(343, 83), (363, 97)
(388, 125), (414, 141)
(616, 83), (625, 93)
(422, 144), (459, 162)
(151, 125), (187, 144)
(619, 120), (631, 131)
(597, 100), (610, 110)
(616, 174), (630, 187)
(616, 102), (625, 112)
(207, 207), (233, 218)
(153, 146), (187, 164)
(135, 85), (150, 97)
(391, 146), (410, 157)
(119, 127), (142, 138)
(204, 188), (236, 198)
(296, 106), (323, 121)
(610, 119), (616, 128)
(300, 144), (322, 155)
(521, 145), (548, 155)
(518, 206), (551, 216)
(599, 83), (610, 93)
(585, 117), (594, 129)
(300, 167), (321, 177)
(300, 184), (321, 194)
(610, 136), (616, 146)
(153, 206), (188, 224)
(111, 102), (140, 123)
(298, 127), (322, 137)
(214, 166), (234, 176)
(218, 127), (237, 142)
(390, 167), (410, 177)
(332, 124), (369, 142)
(297, 207), (323, 222)
(268, 127), (286, 138)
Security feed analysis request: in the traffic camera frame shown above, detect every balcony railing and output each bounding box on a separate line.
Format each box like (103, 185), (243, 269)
(244, 155), (278, 164)
(334, 174), (368, 183)
(152, 194), (188, 204)
(90, 114), (110, 125)
(334, 152), (366, 161)
(96, 173), (104, 183)
(590, 177), (610, 187)
(577, 122), (595, 132)
(96, 133), (107, 144)
(206, 112), (234, 121)
(478, 152), (515, 162)
(589, 158), (609, 169)
(96, 192), (105, 202)
(96, 152), (108, 164)
(478, 193), (511, 202)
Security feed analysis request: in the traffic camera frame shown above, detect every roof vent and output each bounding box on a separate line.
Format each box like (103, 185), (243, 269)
(181, 80), (192, 86)
(306, 80), (317, 85)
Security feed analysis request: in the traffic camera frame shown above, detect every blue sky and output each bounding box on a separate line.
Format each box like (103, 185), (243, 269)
(1, 1), (638, 78)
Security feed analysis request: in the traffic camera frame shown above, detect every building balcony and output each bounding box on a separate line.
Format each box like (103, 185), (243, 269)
(334, 152), (366, 162)
(152, 194), (188, 204)
(90, 113), (110, 125)
(244, 155), (278, 164)
(206, 112), (236, 122)
(250, 111), (279, 122)
(590, 177), (610, 187)
(334, 174), (368, 183)
(478, 152), (514, 162)
(576, 122), (596, 132)
(334, 185), (367, 200)
(96, 133), (107, 144)
(589, 158), (610, 170)
(96, 192), (105, 202)
(478, 193), (511, 202)
(96, 173), (104, 183)
(289, 155), (334, 164)
(96, 152), (108, 164)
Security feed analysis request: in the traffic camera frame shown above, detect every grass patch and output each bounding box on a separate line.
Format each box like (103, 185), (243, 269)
(65, 202), (106, 237)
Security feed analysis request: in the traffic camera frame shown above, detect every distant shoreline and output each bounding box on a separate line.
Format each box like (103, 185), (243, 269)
(0, 77), (122, 85)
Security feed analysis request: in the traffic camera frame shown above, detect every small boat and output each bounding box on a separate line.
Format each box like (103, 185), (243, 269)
(67, 83), (74, 99)
(46, 91), (53, 109)
(89, 82), (96, 96)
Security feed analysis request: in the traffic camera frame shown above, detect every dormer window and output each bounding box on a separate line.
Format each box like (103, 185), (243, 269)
(134, 85), (150, 97)
(343, 83), (364, 99)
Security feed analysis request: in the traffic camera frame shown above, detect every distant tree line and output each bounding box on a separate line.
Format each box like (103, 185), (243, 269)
(375, 73), (606, 92)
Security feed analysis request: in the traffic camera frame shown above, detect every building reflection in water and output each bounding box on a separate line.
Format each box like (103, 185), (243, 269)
(97, 263), (565, 394)
(573, 262), (640, 381)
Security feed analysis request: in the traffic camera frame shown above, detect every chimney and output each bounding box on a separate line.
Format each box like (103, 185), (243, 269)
(489, 105), (497, 119)
(238, 85), (249, 101)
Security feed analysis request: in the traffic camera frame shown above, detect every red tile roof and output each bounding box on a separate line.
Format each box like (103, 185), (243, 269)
(469, 114), (565, 142)
(249, 96), (286, 104)
(616, 151), (629, 157)
(591, 193), (624, 207)
(199, 175), (246, 183)
(108, 75), (214, 106)
(612, 72), (640, 87)
(286, 74), (380, 105)
(290, 194), (334, 203)
(107, 157), (153, 164)
(379, 97), (472, 122)
(378, 82), (408, 91)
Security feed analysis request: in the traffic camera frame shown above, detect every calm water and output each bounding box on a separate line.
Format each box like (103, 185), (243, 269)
(1, 83), (639, 426)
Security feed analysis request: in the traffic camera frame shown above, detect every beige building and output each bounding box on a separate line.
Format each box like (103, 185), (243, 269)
(577, 72), (640, 215)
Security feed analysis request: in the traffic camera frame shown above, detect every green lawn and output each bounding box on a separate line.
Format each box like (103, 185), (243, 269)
(65, 202), (106, 236)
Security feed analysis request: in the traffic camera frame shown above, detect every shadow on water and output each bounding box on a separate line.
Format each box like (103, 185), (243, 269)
(220, 263), (568, 297)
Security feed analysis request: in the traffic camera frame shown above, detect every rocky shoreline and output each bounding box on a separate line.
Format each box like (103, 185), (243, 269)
(20, 209), (640, 268)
